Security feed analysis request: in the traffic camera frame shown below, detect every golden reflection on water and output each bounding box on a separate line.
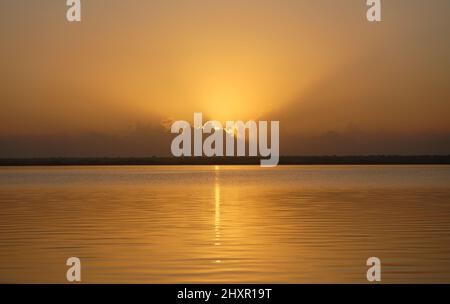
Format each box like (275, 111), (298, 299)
(214, 167), (221, 262)
(1, 165), (450, 283)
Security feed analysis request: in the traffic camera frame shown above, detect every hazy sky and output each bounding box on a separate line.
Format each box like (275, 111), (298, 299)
(1, 1), (449, 156)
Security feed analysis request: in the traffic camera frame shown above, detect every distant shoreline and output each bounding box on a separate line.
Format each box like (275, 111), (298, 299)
(0, 156), (450, 166)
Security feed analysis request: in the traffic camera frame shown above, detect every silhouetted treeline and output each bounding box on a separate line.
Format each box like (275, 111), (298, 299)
(0, 155), (450, 166)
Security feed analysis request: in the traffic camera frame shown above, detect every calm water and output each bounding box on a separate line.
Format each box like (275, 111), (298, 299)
(1, 165), (450, 283)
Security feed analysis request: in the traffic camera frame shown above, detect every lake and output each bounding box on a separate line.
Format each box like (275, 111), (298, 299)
(1, 165), (450, 283)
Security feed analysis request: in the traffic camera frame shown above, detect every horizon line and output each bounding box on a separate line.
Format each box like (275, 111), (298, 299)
(1, 155), (450, 166)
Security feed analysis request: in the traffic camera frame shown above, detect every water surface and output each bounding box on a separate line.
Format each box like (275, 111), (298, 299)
(1, 165), (450, 283)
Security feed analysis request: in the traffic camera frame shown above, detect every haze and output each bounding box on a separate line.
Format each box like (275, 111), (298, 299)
(1, 0), (449, 156)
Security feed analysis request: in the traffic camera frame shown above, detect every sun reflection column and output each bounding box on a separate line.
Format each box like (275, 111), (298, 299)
(214, 166), (222, 263)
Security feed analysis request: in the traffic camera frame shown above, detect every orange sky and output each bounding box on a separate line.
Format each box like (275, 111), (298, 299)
(0, 1), (449, 156)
